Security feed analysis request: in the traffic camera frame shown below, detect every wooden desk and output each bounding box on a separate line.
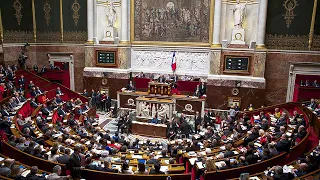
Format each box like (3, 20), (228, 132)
(131, 121), (167, 138)
(148, 82), (171, 96)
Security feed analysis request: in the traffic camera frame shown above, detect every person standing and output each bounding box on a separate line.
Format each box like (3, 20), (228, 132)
(194, 111), (202, 134)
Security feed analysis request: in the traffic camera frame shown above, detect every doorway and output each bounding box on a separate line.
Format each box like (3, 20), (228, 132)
(47, 52), (75, 90)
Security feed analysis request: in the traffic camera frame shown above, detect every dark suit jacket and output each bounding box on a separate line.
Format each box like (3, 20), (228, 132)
(199, 85), (206, 96)
(57, 154), (70, 164)
(224, 151), (235, 158)
(276, 139), (291, 152)
(149, 169), (165, 174)
(69, 153), (82, 178)
(41, 108), (50, 116)
(180, 122), (192, 135)
(194, 116), (202, 126)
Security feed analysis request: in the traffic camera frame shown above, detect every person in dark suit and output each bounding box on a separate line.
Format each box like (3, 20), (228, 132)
(30, 98), (38, 108)
(180, 120), (192, 138)
(194, 111), (202, 134)
(56, 148), (70, 164)
(260, 119), (269, 131)
(271, 166), (294, 180)
(41, 104), (50, 116)
(199, 82), (206, 96)
(105, 95), (111, 112)
(219, 159), (232, 170)
(82, 89), (89, 97)
(97, 160), (116, 172)
(95, 91), (101, 110)
(193, 85), (200, 97)
(224, 144), (235, 158)
(56, 87), (63, 95)
(68, 146), (84, 178)
(18, 75), (26, 87)
(0, 105), (10, 117)
(126, 80), (135, 91)
(307, 98), (318, 110)
(149, 162), (165, 174)
(158, 75), (166, 83)
(57, 105), (66, 118)
(146, 154), (159, 165)
(276, 134), (291, 152)
(166, 120), (177, 140)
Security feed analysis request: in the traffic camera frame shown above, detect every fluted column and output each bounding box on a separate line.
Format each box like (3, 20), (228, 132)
(256, 0), (268, 49)
(212, 0), (222, 48)
(120, 0), (129, 43)
(87, 0), (93, 43)
(93, 0), (98, 44)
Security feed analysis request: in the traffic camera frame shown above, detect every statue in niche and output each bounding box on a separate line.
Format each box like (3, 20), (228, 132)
(106, 3), (117, 27)
(151, 104), (157, 118)
(231, 0), (248, 29)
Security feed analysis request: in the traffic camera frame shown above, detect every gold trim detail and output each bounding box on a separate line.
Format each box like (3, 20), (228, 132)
(60, 0), (63, 42)
(266, 34), (308, 50)
(44, 0), (51, 26)
(0, 9), (3, 43)
(13, 0), (23, 26)
(255, 44), (266, 50)
(283, 0), (298, 28)
(308, 0), (318, 50)
(71, 0), (81, 26)
(87, 40), (94, 44)
(32, 0), (37, 42)
(209, 0), (215, 45)
(211, 43), (222, 48)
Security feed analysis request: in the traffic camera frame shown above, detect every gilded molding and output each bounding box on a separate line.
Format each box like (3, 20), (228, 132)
(0, 9), (3, 43)
(71, 0), (81, 26)
(266, 34), (308, 50)
(209, 0), (215, 45)
(13, 0), (23, 26)
(283, 0), (298, 28)
(308, 0), (318, 50)
(44, 0), (52, 26)
(60, 0), (63, 42)
(32, 0), (37, 42)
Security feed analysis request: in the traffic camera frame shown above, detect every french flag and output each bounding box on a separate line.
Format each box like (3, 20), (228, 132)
(171, 51), (177, 72)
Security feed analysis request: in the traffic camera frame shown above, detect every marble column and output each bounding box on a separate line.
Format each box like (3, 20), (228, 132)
(87, 0), (93, 43)
(93, 0), (98, 44)
(256, 0), (268, 49)
(120, 0), (129, 43)
(212, 0), (222, 48)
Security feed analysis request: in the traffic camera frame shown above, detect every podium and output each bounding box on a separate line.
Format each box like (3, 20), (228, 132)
(148, 82), (171, 96)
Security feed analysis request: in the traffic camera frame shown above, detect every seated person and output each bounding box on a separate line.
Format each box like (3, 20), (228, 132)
(28, 81), (35, 90)
(134, 162), (149, 174)
(121, 162), (133, 174)
(275, 134), (291, 152)
(312, 80), (319, 87)
(126, 80), (135, 91)
(0, 158), (15, 177)
(56, 87), (63, 95)
(35, 86), (43, 95)
(293, 163), (308, 177)
(41, 104), (51, 116)
(55, 94), (63, 104)
(307, 98), (318, 110)
(193, 85), (201, 97)
(150, 116), (159, 124)
(149, 162), (165, 174)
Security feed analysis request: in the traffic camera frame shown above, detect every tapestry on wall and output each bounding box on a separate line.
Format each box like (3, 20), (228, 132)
(133, 0), (211, 43)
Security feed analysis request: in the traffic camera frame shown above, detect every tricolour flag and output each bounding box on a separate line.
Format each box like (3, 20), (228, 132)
(171, 52), (177, 72)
